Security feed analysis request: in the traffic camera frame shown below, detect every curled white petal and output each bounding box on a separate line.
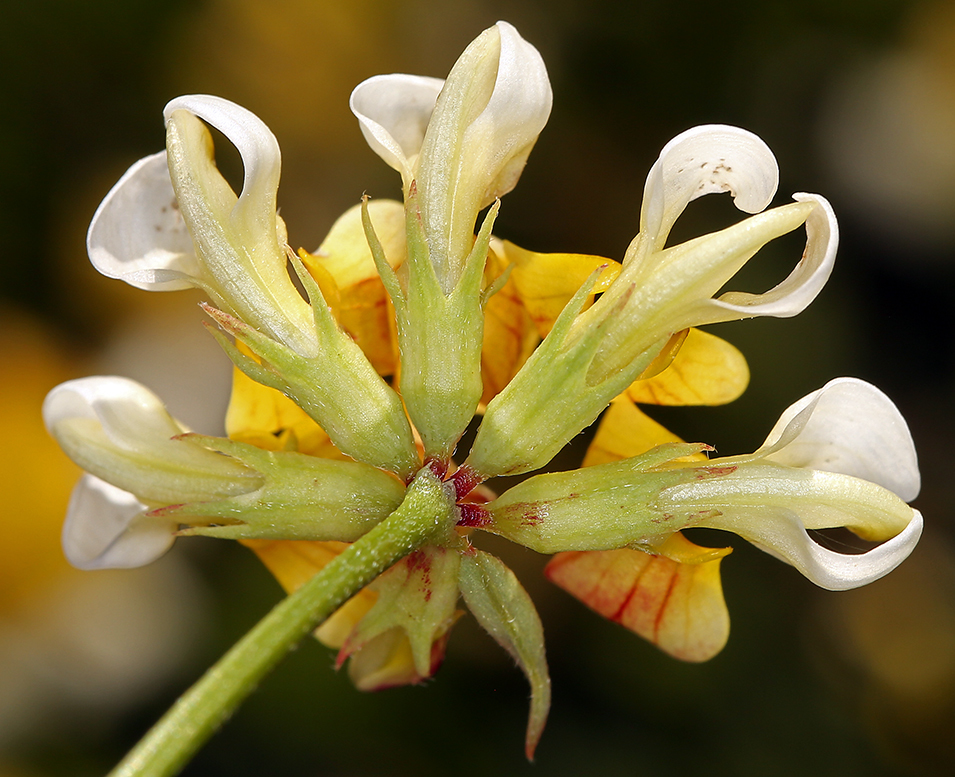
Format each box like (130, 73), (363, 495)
(62, 475), (176, 570)
(164, 94), (280, 232)
(86, 151), (201, 291)
(704, 192), (838, 320)
(44, 377), (259, 505)
(760, 377), (920, 502)
(162, 95), (316, 354)
(640, 125), (779, 250)
(43, 376), (185, 451)
(708, 507), (923, 591)
(350, 74), (445, 185)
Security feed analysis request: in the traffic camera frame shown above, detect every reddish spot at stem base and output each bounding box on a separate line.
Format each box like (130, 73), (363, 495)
(457, 503), (491, 528)
(449, 465), (484, 499)
(425, 457), (449, 480)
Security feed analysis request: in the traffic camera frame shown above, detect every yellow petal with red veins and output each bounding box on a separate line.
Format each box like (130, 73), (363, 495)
(545, 533), (731, 662)
(583, 397), (706, 466)
(501, 239), (620, 337)
(225, 345), (345, 459)
(626, 328), (750, 406)
(240, 539), (376, 648)
(480, 245), (540, 405)
(300, 200), (405, 375)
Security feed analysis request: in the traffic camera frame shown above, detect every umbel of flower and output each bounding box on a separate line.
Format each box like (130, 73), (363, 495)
(352, 21), (552, 461)
(465, 126), (837, 479)
(42, 18), (924, 769)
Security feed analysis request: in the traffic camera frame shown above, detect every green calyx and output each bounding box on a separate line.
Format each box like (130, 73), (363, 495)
(203, 272), (420, 480)
(341, 544), (462, 682)
(168, 435), (407, 542)
(363, 191), (497, 464)
(464, 267), (667, 479)
(485, 443), (720, 552)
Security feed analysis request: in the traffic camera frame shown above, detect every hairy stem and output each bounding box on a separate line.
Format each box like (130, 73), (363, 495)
(109, 467), (454, 777)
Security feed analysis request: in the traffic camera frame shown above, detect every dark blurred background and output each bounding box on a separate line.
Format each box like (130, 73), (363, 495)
(2, 1), (954, 775)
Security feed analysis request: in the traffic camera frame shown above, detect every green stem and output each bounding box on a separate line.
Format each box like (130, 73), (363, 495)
(109, 468), (454, 777)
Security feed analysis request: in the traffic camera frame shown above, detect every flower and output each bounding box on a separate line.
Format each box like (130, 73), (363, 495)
(45, 19), (922, 764)
(464, 124), (837, 479)
(86, 93), (420, 479)
(351, 20), (552, 292)
(87, 95), (313, 355)
(42, 376), (409, 569)
(352, 20), (552, 461)
(484, 378), (922, 660)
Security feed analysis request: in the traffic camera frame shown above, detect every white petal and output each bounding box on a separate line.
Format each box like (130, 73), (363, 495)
(45, 377), (261, 505)
(62, 475), (176, 570)
(465, 20), (552, 206)
(349, 74), (445, 185)
(760, 377), (920, 502)
(43, 376), (185, 452)
(162, 96), (316, 355)
(708, 506), (923, 591)
(86, 151), (201, 291)
(164, 95), (280, 232)
(640, 125), (779, 251)
(704, 192), (838, 320)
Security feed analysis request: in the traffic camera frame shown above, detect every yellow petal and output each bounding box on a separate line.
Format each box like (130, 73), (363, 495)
(297, 247), (341, 315)
(344, 627), (435, 691)
(300, 200), (405, 375)
(501, 239), (619, 337)
(225, 343), (344, 459)
(240, 539), (377, 648)
(481, 246), (540, 405)
(545, 534), (731, 662)
(626, 328), (749, 406)
(584, 397), (701, 466)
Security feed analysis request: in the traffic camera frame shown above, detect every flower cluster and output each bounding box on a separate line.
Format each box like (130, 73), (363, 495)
(46, 21), (922, 758)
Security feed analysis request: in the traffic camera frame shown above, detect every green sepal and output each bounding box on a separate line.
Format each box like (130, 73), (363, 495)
(485, 443), (723, 553)
(202, 303), (419, 480)
(465, 267), (667, 478)
(166, 435), (406, 542)
(363, 191), (495, 463)
(458, 550), (550, 761)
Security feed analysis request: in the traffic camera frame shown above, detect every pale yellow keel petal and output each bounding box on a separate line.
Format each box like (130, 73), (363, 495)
(344, 628), (422, 691)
